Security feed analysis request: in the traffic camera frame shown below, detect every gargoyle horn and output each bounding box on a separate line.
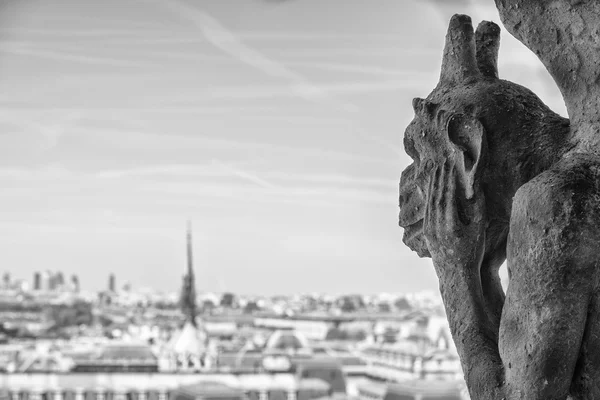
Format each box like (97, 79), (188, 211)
(440, 14), (480, 84)
(475, 21), (501, 79)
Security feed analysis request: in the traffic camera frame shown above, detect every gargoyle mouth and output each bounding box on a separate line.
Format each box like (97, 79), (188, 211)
(402, 219), (431, 258)
(403, 219), (423, 241)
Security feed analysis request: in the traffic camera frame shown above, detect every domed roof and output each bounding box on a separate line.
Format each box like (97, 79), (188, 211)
(264, 329), (308, 350)
(168, 320), (207, 354)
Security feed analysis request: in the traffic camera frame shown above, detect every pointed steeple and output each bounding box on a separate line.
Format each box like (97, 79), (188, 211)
(180, 219), (197, 327)
(187, 219), (194, 281)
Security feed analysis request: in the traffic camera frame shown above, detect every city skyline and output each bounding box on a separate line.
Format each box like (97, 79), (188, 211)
(0, 0), (564, 294)
(1, 269), (443, 298)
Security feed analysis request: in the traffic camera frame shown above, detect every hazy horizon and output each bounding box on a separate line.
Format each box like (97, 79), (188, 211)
(0, 0), (565, 295)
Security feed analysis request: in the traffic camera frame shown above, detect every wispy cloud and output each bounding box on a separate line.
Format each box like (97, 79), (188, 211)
(0, 28), (175, 37)
(354, 129), (404, 158)
(32, 124), (397, 166)
(282, 61), (424, 77)
(90, 163), (397, 189)
(16, 31), (405, 47)
(149, 0), (359, 112)
(119, 50), (230, 63)
(0, 105), (282, 114)
(0, 111), (82, 148)
(0, 44), (145, 67)
(0, 165), (76, 180)
(133, 181), (394, 206)
(99, 161), (277, 192)
(122, 79), (428, 107)
(36, 14), (177, 30)
(163, 80), (430, 103)
(426, 0), (501, 26)
(276, 48), (440, 58)
(211, 160), (277, 190)
(13, 42), (232, 64)
(94, 164), (217, 179)
(0, 74), (426, 118)
(231, 115), (349, 125)
(9, 30), (402, 41)
(234, 32), (405, 41)
(0, 171), (393, 210)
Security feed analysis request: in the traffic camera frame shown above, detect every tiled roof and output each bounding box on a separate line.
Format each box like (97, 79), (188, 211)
(98, 344), (157, 362)
(386, 380), (464, 398)
(71, 343), (158, 366)
(173, 381), (246, 399)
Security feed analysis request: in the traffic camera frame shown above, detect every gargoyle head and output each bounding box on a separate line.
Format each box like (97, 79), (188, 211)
(399, 15), (570, 258)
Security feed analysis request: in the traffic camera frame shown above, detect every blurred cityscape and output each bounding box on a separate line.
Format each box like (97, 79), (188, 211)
(0, 223), (467, 400)
(0, 0), (547, 399)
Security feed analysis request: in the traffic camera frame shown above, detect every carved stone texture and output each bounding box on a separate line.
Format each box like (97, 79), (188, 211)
(399, 4), (600, 399)
(495, 0), (600, 154)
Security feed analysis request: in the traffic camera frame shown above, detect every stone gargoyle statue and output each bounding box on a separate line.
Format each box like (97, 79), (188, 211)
(398, 2), (600, 399)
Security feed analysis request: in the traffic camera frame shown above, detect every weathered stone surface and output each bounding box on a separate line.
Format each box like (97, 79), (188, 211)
(398, 3), (600, 399)
(495, 0), (600, 155)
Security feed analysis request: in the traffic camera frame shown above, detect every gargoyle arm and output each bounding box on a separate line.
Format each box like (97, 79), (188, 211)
(439, 168), (597, 400)
(435, 259), (506, 400)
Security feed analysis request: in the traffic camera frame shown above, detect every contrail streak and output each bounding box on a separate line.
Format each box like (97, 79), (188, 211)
(0, 46), (145, 67)
(211, 160), (277, 190)
(150, 0), (358, 112)
(282, 61), (416, 77)
(355, 130), (404, 158)
(0, 111), (82, 148)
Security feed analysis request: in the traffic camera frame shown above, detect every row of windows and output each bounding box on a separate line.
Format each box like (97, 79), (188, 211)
(4, 388), (329, 400)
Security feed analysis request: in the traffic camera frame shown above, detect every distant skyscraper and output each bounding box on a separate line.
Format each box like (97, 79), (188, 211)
(33, 272), (41, 291)
(2, 272), (10, 288)
(55, 272), (65, 287)
(48, 273), (57, 291)
(108, 273), (116, 292)
(71, 274), (80, 292)
(180, 220), (198, 326)
(42, 270), (51, 291)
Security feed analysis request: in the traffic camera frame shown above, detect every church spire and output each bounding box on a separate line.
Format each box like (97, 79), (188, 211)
(187, 219), (194, 280)
(180, 219), (197, 326)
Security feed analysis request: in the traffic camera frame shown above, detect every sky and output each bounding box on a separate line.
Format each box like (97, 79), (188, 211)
(0, 0), (566, 295)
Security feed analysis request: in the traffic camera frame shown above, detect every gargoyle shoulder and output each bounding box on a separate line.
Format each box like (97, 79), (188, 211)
(509, 153), (600, 278)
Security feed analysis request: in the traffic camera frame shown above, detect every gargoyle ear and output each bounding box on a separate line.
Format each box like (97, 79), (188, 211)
(446, 114), (484, 199)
